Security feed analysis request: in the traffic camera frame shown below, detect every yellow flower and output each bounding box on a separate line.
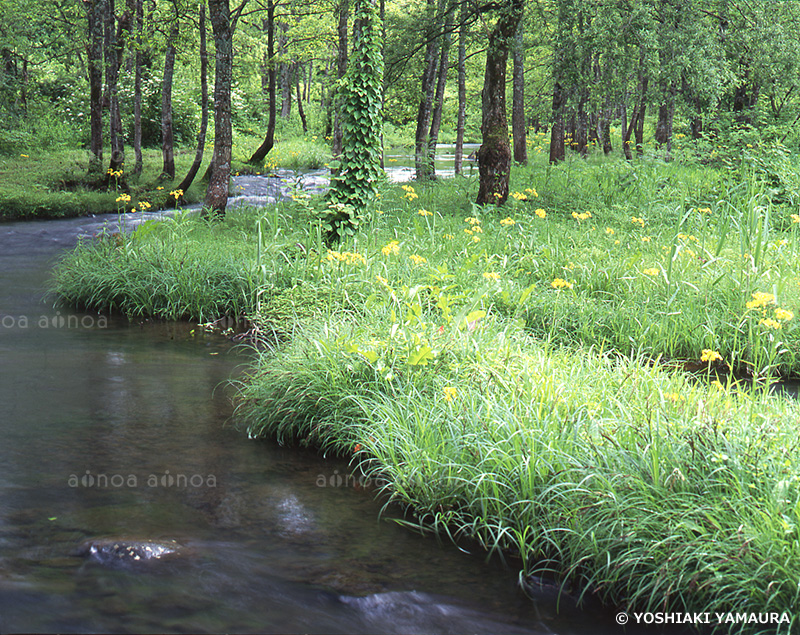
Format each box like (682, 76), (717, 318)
(697, 207), (712, 214)
(534, 208), (546, 219)
(381, 240), (400, 256)
(404, 191), (419, 201)
(551, 278), (573, 289)
(401, 184), (415, 192)
(701, 349), (722, 363)
(746, 292), (775, 310)
(482, 272), (500, 281)
(19, 154), (29, 158)
(643, 268), (659, 276)
(327, 250), (366, 266)
(492, 192), (502, 199)
(418, 208), (433, 217)
(605, 227), (614, 235)
(409, 254), (427, 266)
(524, 188), (538, 197)
(169, 189), (184, 199)
(641, 236), (651, 243)
(758, 318), (782, 330)
(471, 235), (481, 243)
(443, 233), (454, 240)
(510, 191), (527, 201)
(571, 211), (592, 221)
(115, 194), (131, 203)
(631, 216), (645, 227)
(472, 225), (483, 233)
(138, 201), (152, 210)
(376, 275), (389, 286)
(156, 186), (164, 190)
(500, 217), (516, 226)
(775, 308), (794, 322)
(443, 386), (457, 402)
(464, 216), (481, 225)
(791, 214), (800, 224)
(464, 228), (473, 235)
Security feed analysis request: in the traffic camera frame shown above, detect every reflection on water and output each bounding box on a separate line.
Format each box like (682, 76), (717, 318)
(0, 212), (693, 634)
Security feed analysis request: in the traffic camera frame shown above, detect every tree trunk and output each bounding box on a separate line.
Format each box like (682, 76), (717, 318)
(107, 6), (131, 178)
(331, 0), (348, 167)
(249, 0), (277, 165)
(620, 101), (632, 160)
(205, 0), (234, 217)
(131, 0), (144, 176)
(475, 0), (522, 205)
(454, 0), (467, 175)
(174, 0), (208, 195)
(295, 67), (307, 133)
(278, 22), (291, 119)
(426, 6), (453, 178)
(414, 0), (439, 180)
(512, 20), (527, 164)
(549, 82), (565, 163)
(576, 93), (588, 157)
(86, 0), (105, 174)
(160, 21), (178, 180)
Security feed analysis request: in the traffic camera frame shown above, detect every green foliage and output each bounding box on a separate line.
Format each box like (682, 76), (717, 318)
(328, 0), (384, 232)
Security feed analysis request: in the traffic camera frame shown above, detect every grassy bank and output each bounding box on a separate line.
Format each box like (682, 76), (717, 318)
(0, 134), (331, 221)
(52, 148), (800, 632)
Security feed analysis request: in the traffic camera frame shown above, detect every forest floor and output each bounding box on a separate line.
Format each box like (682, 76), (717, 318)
(51, 144), (800, 631)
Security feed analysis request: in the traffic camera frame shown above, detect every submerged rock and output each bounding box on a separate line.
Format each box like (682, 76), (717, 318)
(76, 538), (184, 566)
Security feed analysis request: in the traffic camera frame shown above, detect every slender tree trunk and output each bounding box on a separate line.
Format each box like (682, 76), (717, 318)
(86, 0), (105, 173)
(426, 6), (453, 178)
(621, 100), (632, 160)
(600, 107), (612, 154)
(107, 6), (131, 177)
(131, 0), (144, 176)
(475, 0), (522, 205)
(331, 0), (348, 167)
(174, 1), (208, 194)
(454, 0), (467, 175)
(512, 20), (527, 164)
(249, 0), (277, 165)
(575, 92), (588, 157)
(278, 23), (291, 119)
(414, 0), (439, 180)
(160, 21), (178, 180)
(295, 68), (307, 133)
(205, 0), (234, 217)
(549, 82), (565, 163)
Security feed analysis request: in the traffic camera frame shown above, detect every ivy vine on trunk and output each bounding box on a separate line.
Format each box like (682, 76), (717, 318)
(326, 0), (383, 242)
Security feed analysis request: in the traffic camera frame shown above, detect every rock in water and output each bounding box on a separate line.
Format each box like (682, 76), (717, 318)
(76, 539), (182, 566)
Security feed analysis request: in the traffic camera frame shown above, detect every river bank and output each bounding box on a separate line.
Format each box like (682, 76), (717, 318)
(49, 151), (800, 633)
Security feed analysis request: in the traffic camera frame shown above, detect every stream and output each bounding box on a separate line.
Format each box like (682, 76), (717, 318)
(0, 166), (692, 633)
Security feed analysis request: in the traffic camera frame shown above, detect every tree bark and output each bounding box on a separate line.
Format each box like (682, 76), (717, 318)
(249, 0), (277, 165)
(549, 81), (565, 163)
(295, 66), (308, 133)
(161, 20), (178, 180)
(414, 0), (439, 180)
(278, 22), (291, 119)
(426, 5), (453, 178)
(131, 0), (144, 176)
(475, 0), (522, 205)
(174, 0), (208, 195)
(453, 0), (467, 175)
(331, 0), (348, 166)
(107, 5), (131, 178)
(205, 0), (234, 217)
(86, 0), (105, 173)
(512, 20), (527, 164)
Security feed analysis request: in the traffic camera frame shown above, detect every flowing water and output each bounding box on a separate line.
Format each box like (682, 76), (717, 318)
(0, 188), (692, 633)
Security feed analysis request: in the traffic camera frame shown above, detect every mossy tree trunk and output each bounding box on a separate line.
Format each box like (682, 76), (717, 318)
(475, 0), (522, 205)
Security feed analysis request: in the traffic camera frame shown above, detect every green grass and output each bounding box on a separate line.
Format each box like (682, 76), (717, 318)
(51, 144), (800, 633)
